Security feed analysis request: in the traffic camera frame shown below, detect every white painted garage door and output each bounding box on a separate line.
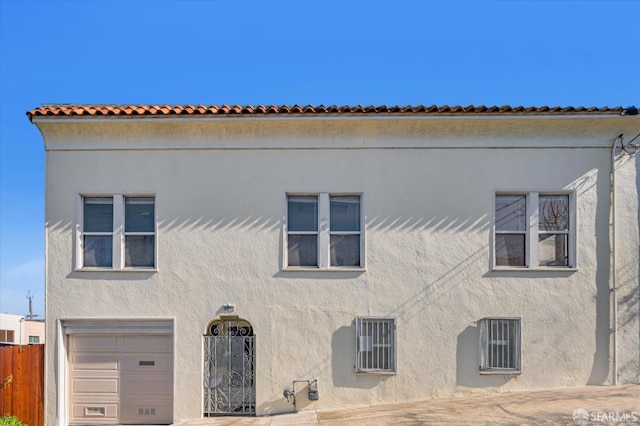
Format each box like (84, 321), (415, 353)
(69, 334), (173, 425)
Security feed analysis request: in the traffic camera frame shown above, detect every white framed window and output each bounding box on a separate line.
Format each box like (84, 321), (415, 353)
(77, 194), (156, 270)
(355, 316), (396, 374)
(494, 191), (576, 269)
(285, 193), (364, 270)
(28, 335), (40, 344)
(479, 317), (521, 374)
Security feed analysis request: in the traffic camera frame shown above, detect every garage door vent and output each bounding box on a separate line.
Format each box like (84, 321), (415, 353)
(137, 407), (157, 416)
(85, 407), (106, 416)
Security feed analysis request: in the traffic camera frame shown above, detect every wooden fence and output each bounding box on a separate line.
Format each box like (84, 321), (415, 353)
(0, 344), (44, 426)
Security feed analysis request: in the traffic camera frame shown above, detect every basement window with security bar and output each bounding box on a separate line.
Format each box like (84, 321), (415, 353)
(479, 318), (521, 374)
(355, 317), (396, 374)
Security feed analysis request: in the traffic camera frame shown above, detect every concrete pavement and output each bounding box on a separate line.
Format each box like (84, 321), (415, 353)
(175, 384), (640, 425)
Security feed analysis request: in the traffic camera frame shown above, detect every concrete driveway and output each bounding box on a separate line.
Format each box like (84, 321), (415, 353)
(175, 384), (640, 425)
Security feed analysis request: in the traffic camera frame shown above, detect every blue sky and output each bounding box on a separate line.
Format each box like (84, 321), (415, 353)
(1, 0), (639, 318)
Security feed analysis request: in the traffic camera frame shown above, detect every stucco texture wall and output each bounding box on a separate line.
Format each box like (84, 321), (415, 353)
(40, 116), (640, 423)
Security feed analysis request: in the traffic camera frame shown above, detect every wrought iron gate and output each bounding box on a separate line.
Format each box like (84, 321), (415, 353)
(203, 318), (255, 415)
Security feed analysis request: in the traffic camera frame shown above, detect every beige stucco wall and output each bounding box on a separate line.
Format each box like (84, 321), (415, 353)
(24, 319), (44, 343)
(37, 115), (640, 424)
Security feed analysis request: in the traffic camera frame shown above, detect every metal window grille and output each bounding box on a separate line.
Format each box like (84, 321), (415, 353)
(480, 318), (521, 372)
(355, 317), (396, 373)
(204, 319), (255, 416)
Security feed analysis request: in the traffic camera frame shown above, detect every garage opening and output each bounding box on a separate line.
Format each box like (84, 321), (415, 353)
(203, 317), (255, 416)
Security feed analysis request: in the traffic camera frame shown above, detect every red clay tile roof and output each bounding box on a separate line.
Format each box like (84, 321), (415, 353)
(26, 104), (627, 121)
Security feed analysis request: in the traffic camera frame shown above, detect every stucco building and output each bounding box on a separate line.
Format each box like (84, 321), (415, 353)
(28, 104), (640, 425)
(0, 312), (45, 345)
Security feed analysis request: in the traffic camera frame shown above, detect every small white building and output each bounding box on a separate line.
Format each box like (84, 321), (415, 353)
(29, 104), (640, 425)
(0, 312), (45, 345)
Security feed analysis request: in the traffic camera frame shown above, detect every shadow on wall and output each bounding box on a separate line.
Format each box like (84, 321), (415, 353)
(51, 211), (490, 282)
(331, 325), (389, 389)
(636, 154), (640, 383)
(587, 169), (614, 385)
(388, 245), (489, 323)
(456, 325), (510, 388)
(618, 261), (640, 329)
(367, 215), (489, 234)
(616, 250), (640, 384)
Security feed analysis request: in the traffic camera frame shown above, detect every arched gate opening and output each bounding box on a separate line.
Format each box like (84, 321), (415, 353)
(203, 317), (255, 416)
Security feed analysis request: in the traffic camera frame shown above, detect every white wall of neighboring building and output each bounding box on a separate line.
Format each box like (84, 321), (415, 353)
(0, 313), (23, 344)
(0, 312), (44, 344)
(35, 114), (640, 424)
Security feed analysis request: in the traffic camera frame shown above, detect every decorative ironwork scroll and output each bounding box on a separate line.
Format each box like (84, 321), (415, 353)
(204, 319), (255, 415)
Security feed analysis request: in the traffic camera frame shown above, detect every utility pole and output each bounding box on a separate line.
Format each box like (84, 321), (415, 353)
(26, 291), (38, 320)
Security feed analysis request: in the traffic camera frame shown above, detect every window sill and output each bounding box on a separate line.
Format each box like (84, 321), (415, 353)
(283, 267), (366, 273)
(75, 267), (158, 273)
(479, 369), (521, 375)
(492, 266), (577, 272)
(356, 370), (397, 376)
